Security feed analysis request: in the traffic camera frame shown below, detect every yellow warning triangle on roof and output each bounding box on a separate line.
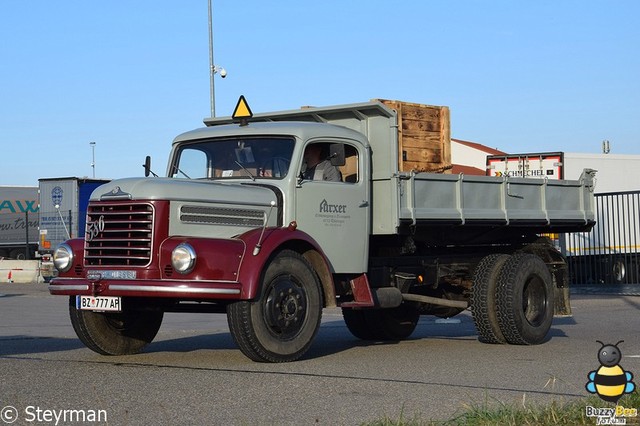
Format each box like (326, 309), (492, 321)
(232, 95), (253, 122)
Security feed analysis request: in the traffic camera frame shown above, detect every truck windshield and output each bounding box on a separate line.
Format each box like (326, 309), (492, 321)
(171, 137), (295, 179)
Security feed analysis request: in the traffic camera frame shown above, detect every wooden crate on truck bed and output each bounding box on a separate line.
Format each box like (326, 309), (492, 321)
(376, 99), (452, 173)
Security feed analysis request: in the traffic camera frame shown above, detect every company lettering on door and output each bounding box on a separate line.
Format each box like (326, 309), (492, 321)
(315, 199), (351, 228)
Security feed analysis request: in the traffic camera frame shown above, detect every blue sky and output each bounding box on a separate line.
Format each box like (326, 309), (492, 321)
(1, 1), (638, 186)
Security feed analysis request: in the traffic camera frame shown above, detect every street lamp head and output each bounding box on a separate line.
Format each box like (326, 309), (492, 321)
(89, 141), (96, 178)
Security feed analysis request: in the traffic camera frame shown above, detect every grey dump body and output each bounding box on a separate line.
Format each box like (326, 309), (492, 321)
(395, 171), (595, 229)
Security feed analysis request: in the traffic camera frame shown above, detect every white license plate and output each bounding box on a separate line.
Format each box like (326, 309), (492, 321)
(76, 295), (122, 312)
(87, 270), (137, 280)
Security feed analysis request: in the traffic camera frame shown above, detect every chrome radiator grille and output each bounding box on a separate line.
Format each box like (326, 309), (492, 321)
(180, 205), (264, 227)
(84, 203), (153, 266)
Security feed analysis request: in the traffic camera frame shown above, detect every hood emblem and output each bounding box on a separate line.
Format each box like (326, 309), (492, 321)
(101, 186), (132, 200)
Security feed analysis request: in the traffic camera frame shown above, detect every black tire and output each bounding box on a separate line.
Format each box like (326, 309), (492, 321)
(470, 254), (510, 344)
(9, 248), (26, 260)
(68, 297), (163, 355)
(227, 250), (322, 362)
(342, 304), (419, 341)
(612, 258), (627, 283)
(342, 308), (379, 340)
(495, 254), (554, 345)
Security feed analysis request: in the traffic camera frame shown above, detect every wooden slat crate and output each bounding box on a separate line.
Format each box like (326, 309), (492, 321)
(376, 99), (452, 173)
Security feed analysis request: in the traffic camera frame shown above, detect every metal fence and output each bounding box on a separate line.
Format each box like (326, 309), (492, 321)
(564, 191), (640, 285)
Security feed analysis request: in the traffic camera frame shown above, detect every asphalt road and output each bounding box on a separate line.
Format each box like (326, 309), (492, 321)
(1, 282), (639, 425)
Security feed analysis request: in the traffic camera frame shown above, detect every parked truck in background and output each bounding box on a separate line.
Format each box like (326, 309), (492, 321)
(0, 185), (39, 259)
(49, 99), (596, 362)
(38, 177), (110, 279)
(486, 152), (640, 284)
(486, 151), (640, 193)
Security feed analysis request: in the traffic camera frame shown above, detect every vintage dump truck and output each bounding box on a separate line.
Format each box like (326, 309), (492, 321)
(49, 99), (596, 362)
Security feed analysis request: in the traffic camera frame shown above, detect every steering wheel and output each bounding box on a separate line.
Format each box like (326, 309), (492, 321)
(260, 157), (291, 178)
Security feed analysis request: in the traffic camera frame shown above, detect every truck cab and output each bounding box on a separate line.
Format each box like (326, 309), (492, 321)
(169, 121), (371, 275)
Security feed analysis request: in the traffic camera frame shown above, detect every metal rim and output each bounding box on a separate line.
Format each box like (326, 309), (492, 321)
(613, 260), (626, 282)
(263, 275), (307, 340)
(522, 275), (548, 327)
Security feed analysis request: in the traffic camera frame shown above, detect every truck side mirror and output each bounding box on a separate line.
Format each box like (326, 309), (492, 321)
(329, 143), (345, 167)
(143, 156), (152, 177)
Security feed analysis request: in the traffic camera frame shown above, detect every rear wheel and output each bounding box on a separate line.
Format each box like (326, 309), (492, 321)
(342, 304), (419, 341)
(227, 250), (322, 362)
(342, 308), (378, 340)
(9, 248), (26, 260)
(495, 254), (554, 345)
(470, 254), (510, 344)
(612, 258), (627, 283)
(68, 297), (163, 355)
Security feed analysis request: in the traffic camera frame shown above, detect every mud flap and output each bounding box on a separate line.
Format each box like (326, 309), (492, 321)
(554, 285), (572, 317)
(340, 274), (375, 308)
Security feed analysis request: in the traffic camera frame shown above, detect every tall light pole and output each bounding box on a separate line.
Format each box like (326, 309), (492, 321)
(208, 0), (226, 117)
(90, 141), (96, 178)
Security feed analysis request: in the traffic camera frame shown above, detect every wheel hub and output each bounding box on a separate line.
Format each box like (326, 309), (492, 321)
(264, 277), (307, 338)
(522, 276), (547, 327)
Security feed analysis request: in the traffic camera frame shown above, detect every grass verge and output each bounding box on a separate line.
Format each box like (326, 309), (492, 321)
(365, 389), (640, 425)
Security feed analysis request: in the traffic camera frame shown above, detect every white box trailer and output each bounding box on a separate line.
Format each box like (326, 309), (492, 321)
(486, 152), (640, 284)
(486, 151), (640, 193)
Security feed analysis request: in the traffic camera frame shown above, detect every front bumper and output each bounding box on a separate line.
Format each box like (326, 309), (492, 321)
(49, 277), (242, 299)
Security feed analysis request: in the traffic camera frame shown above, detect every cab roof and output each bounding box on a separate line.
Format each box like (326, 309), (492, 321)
(173, 121), (369, 147)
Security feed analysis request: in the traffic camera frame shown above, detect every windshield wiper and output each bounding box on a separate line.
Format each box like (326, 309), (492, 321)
(234, 161), (256, 181)
(172, 165), (192, 179)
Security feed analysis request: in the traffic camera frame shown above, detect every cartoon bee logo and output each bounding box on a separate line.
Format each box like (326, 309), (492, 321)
(586, 340), (636, 403)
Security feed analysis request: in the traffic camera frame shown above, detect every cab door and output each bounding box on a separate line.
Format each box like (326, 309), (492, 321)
(294, 140), (369, 273)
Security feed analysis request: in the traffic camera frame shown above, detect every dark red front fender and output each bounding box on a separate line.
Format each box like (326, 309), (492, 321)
(236, 226), (332, 301)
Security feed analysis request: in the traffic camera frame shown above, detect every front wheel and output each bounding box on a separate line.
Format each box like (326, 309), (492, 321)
(227, 250), (322, 362)
(495, 254), (554, 345)
(69, 297), (163, 355)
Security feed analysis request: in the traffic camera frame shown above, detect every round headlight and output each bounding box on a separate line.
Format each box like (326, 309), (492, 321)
(53, 243), (74, 272)
(171, 243), (196, 274)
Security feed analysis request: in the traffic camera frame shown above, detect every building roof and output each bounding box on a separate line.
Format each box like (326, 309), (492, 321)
(452, 138), (506, 156)
(450, 164), (486, 175)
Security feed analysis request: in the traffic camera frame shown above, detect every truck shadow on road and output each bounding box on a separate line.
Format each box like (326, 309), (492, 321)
(144, 316), (492, 360)
(0, 317), (572, 360)
(147, 332), (238, 353)
(0, 335), (86, 357)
